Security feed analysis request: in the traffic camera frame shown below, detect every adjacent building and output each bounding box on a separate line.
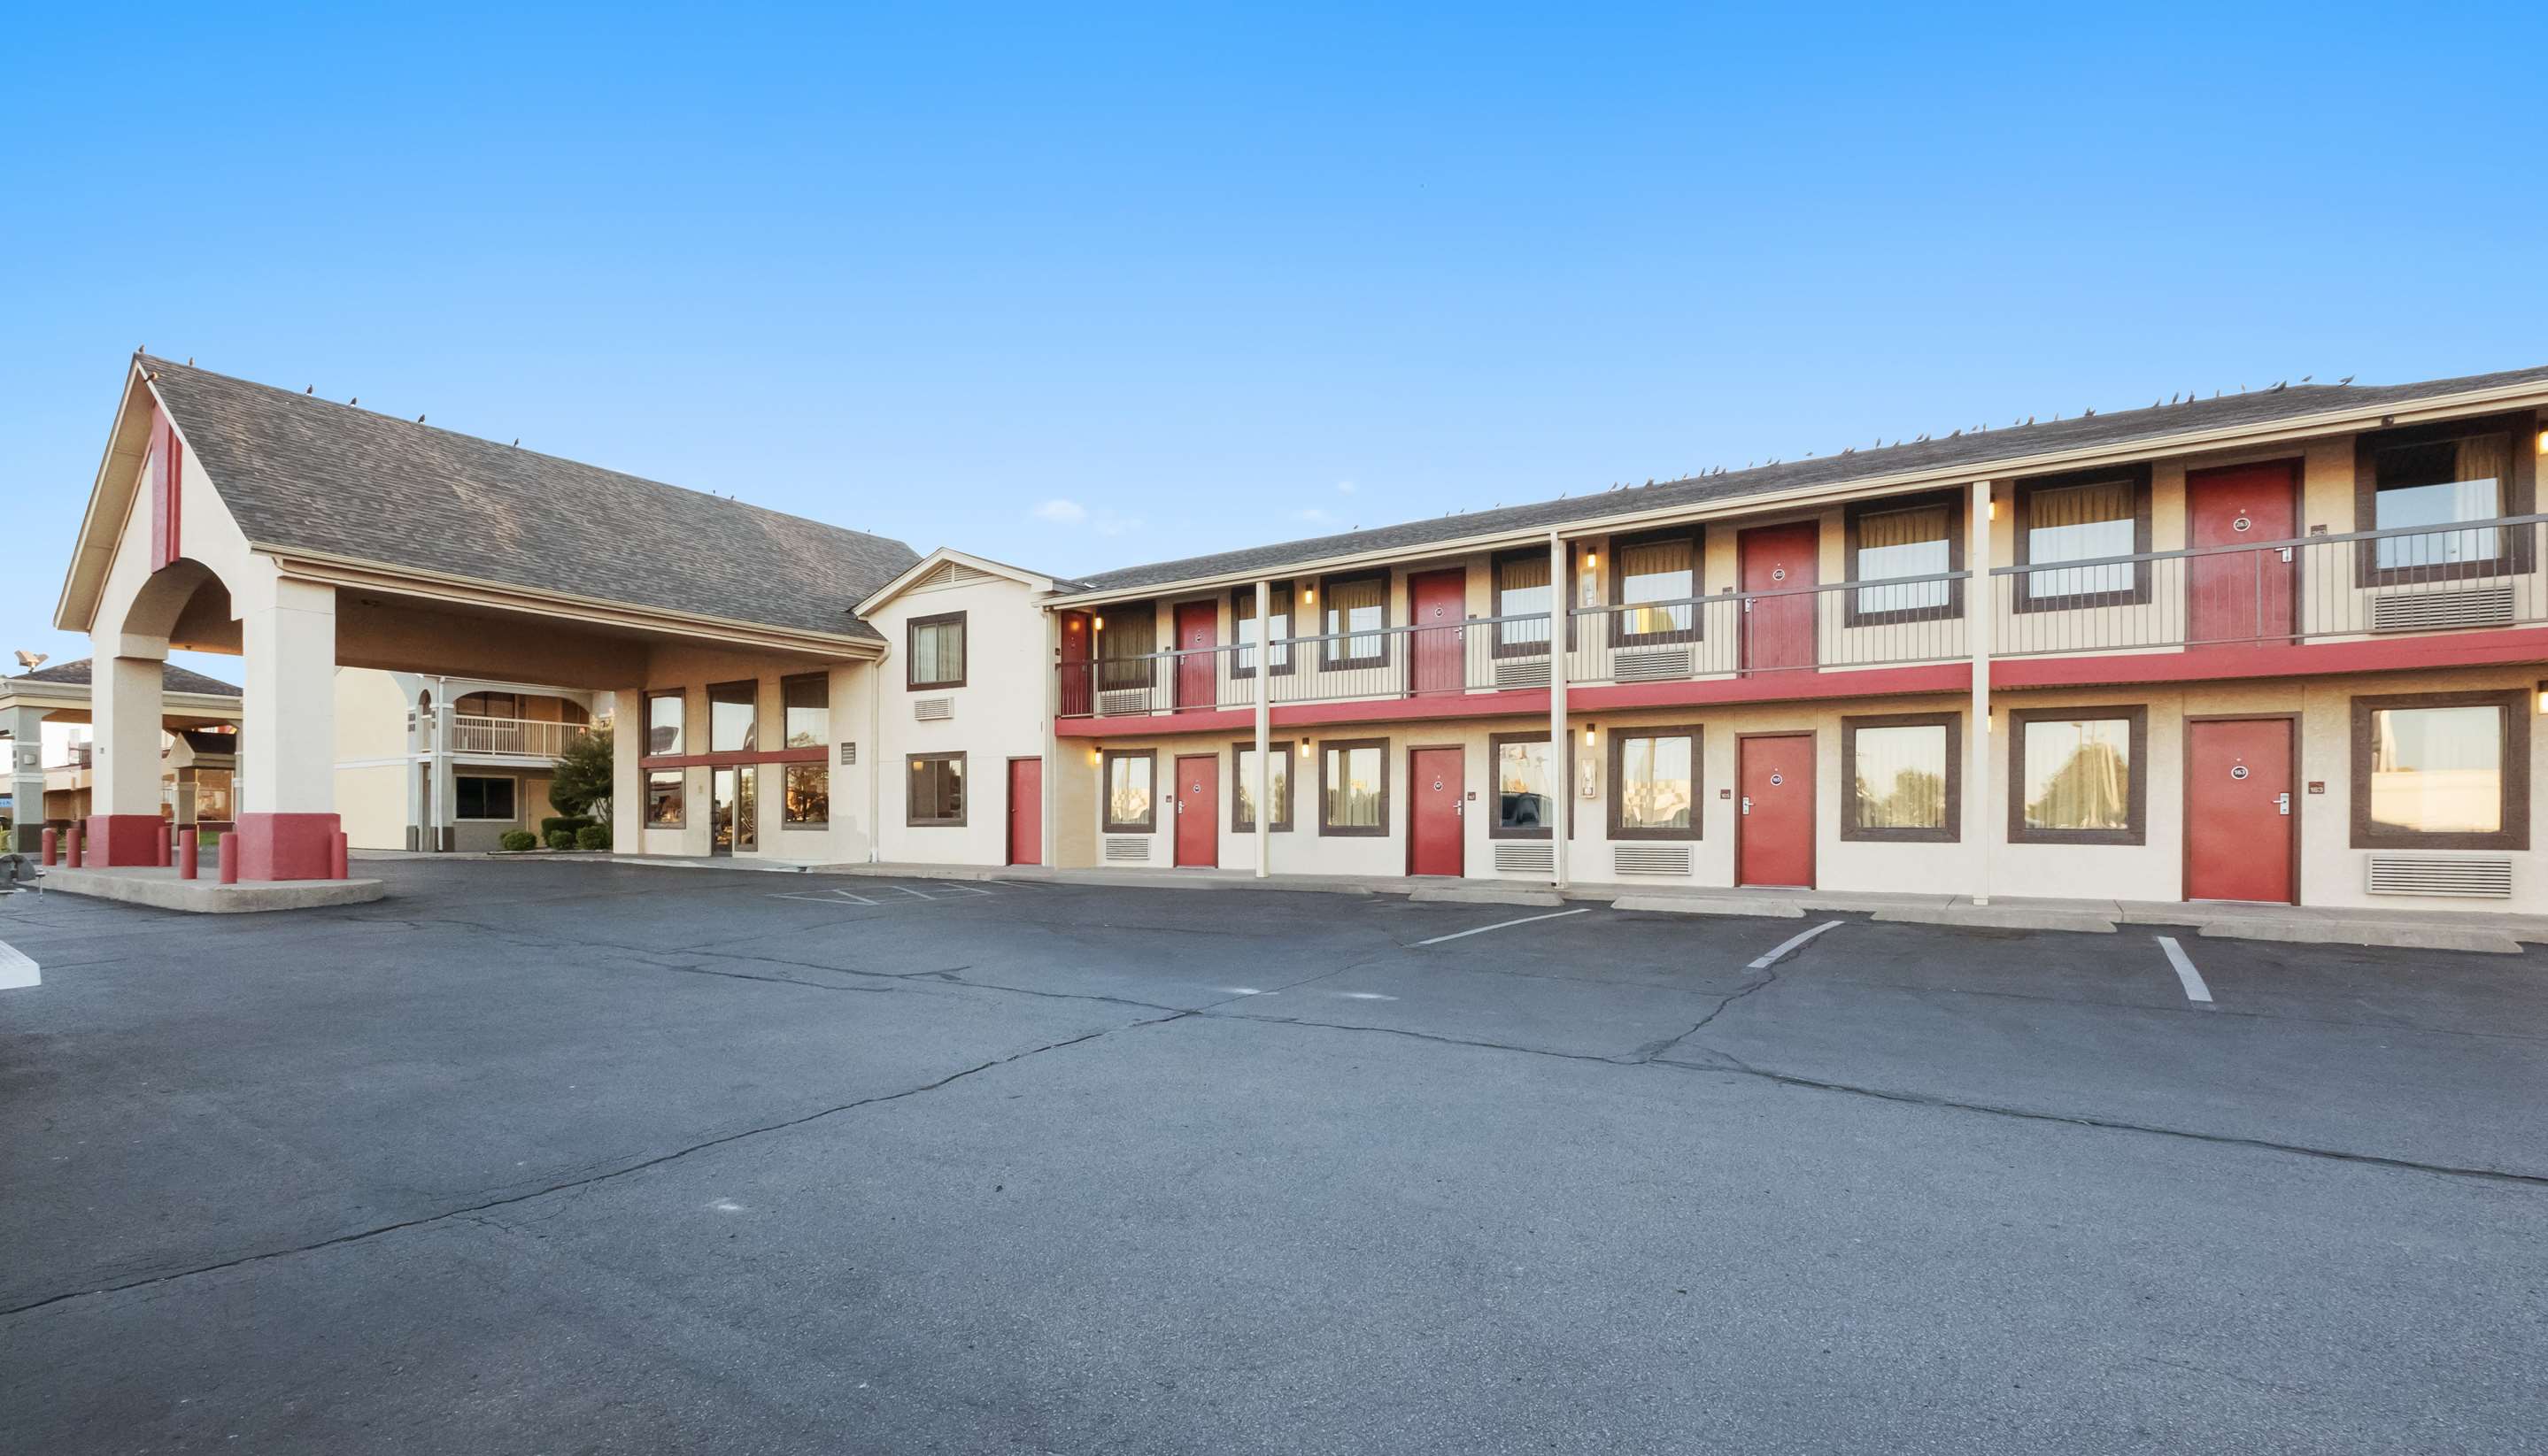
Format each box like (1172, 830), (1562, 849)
(333, 670), (607, 851)
(1, 658), (243, 851)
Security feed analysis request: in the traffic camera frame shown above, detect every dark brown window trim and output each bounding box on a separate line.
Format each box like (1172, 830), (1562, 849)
(1608, 524), (1705, 646)
(1100, 748), (1156, 833)
(1229, 740), (1295, 832)
(1486, 731), (1559, 839)
(1316, 736), (1391, 836)
(2007, 705), (2148, 845)
(2348, 689), (2529, 851)
(2351, 412), (2537, 588)
(1842, 490), (1965, 628)
(645, 767), (687, 830)
(1607, 724), (1703, 842)
(705, 680), (758, 754)
(906, 751), (968, 828)
(1841, 712), (1961, 843)
(2011, 464), (2154, 614)
(1490, 548), (1557, 659)
(1317, 574), (1391, 673)
(645, 689), (686, 757)
(781, 762), (830, 828)
(1229, 585), (1297, 680)
(907, 611), (969, 690)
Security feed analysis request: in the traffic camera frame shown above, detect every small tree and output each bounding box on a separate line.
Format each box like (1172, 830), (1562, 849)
(550, 728), (614, 826)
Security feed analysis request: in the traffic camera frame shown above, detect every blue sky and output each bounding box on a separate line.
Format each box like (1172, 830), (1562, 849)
(5, 2), (2544, 681)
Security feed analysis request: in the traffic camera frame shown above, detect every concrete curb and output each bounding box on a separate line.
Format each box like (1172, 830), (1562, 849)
(2195, 920), (2525, 955)
(1874, 905), (2119, 935)
(46, 869), (387, 913)
(1610, 894), (1806, 919)
(1409, 886), (1565, 908)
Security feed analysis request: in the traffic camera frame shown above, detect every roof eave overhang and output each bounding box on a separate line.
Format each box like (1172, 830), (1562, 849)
(52, 361), (157, 632)
(856, 547), (1055, 615)
(1041, 378), (2548, 608)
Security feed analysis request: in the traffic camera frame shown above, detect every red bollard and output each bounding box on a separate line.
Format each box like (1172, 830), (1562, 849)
(329, 831), (349, 881)
(65, 826), (82, 868)
(42, 828), (57, 867)
(179, 828), (198, 881)
(218, 832), (239, 885)
(156, 826), (171, 867)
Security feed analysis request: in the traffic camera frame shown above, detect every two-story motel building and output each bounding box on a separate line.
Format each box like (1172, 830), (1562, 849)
(54, 355), (2546, 916)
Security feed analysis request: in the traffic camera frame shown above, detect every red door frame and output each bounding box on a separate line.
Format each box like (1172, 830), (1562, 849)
(1739, 520), (1819, 673)
(2184, 459), (2302, 647)
(1735, 731), (1816, 889)
(1058, 612), (1093, 717)
(1173, 752), (1219, 867)
(1406, 743), (1464, 876)
(1007, 757), (1043, 867)
(1407, 569), (1466, 697)
(2181, 714), (2299, 905)
(1173, 602), (1218, 710)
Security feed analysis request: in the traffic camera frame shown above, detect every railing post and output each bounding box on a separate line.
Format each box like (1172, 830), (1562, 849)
(1967, 480), (1995, 908)
(1253, 579), (1271, 881)
(1548, 530), (1569, 891)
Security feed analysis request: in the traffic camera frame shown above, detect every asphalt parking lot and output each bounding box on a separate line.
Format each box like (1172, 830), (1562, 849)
(3, 861), (2543, 1454)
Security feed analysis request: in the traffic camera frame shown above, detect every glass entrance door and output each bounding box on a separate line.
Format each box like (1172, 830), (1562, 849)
(711, 767), (758, 856)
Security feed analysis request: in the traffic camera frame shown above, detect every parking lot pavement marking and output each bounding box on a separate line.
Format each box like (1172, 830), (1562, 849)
(1746, 919), (1842, 970)
(766, 889), (880, 905)
(1413, 907), (1592, 946)
(893, 885), (936, 900)
(0, 936), (36, 990)
(2155, 935), (2216, 1006)
(937, 883), (994, 896)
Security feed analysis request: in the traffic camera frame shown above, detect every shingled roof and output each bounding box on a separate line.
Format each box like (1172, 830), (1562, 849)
(1067, 362), (2548, 595)
(8, 658), (241, 696)
(140, 358), (919, 641)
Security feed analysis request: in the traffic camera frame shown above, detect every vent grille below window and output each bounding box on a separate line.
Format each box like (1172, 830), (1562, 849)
(2365, 854), (2513, 897)
(1613, 844), (1693, 876)
(1492, 658), (1550, 689)
(1097, 689), (1151, 717)
(1493, 842), (1555, 875)
(914, 697), (954, 721)
(1612, 647), (1695, 683)
(1103, 836), (1152, 863)
(2368, 586), (2516, 632)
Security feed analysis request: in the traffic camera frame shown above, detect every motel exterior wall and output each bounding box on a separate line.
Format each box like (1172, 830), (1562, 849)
(860, 566), (1055, 869)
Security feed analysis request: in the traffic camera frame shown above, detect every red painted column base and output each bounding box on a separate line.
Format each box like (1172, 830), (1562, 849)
(87, 813), (168, 867)
(235, 813), (344, 882)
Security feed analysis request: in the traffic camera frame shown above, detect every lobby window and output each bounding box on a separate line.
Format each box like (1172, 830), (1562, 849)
(2351, 691), (2529, 850)
(645, 691), (685, 756)
(1232, 586), (1294, 677)
(782, 674), (830, 748)
(908, 752), (966, 827)
(909, 612), (967, 689)
(1843, 714), (1957, 842)
(1320, 574), (1388, 669)
(645, 769), (684, 828)
(1102, 750), (1154, 832)
(2017, 468), (2148, 610)
(1848, 494), (1959, 623)
(1613, 528), (1699, 642)
(455, 775), (517, 821)
(1610, 728), (1699, 840)
(1492, 550), (1553, 656)
(707, 681), (756, 753)
(1232, 741), (1293, 832)
(1319, 739), (1387, 836)
(2360, 424), (2523, 577)
(784, 765), (830, 827)
(2010, 707), (2145, 844)
(1489, 733), (1555, 838)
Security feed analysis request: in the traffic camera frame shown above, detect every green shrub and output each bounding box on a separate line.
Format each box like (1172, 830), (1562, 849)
(498, 830), (538, 852)
(575, 825), (611, 851)
(544, 828), (577, 851)
(539, 815), (596, 838)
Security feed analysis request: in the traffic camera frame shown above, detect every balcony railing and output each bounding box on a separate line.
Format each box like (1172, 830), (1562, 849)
(445, 714), (585, 759)
(1992, 514), (2548, 656)
(1565, 569), (1972, 685)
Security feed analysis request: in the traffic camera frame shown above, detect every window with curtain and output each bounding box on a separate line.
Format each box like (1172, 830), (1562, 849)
(1097, 611), (1156, 691)
(1493, 551), (1552, 655)
(1852, 500), (1953, 617)
(2367, 704), (2504, 835)
(455, 775), (518, 821)
(2020, 716), (2135, 832)
(1232, 586), (1293, 676)
(645, 769), (684, 827)
(2372, 432), (2510, 570)
(1322, 576), (1387, 667)
(707, 681), (756, 752)
(645, 691), (685, 755)
(1611, 729), (1696, 837)
(1232, 742), (1293, 831)
(1103, 751), (1154, 831)
(1321, 742), (1386, 832)
(908, 753), (966, 826)
(2022, 478), (2137, 602)
(1492, 735), (1554, 836)
(782, 674), (830, 748)
(908, 612), (967, 689)
(1616, 533), (1697, 639)
(783, 765), (829, 826)
(1849, 722), (1950, 835)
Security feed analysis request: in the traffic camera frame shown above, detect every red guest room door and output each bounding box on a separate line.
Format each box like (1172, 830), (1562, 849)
(1174, 603), (1218, 710)
(1174, 753), (1218, 867)
(1737, 734), (1815, 888)
(2186, 460), (2298, 646)
(1741, 521), (1819, 672)
(2184, 718), (2296, 904)
(1409, 569), (1465, 696)
(1007, 758), (1042, 867)
(1407, 746), (1463, 876)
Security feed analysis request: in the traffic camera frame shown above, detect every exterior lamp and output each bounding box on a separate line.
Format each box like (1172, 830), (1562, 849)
(1297, 741), (1311, 758)
(2536, 680), (2547, 714)
(1582, 722), (1595, 748)
(1088, 747), (1101, 766)
(1093, 615), (1105, 630)
(1987, 496), (1999, 520)
(1582, 551), (1598, 568)
(2536, 428), (2548, 456)
(1301, 587), (1316, 606)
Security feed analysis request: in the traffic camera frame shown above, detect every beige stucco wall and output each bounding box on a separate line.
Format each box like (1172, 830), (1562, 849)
(621, 643), (875, 863)
(864, 571), (1053, 867)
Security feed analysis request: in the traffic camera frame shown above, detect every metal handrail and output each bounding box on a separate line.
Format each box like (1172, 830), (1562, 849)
(1989, 512), (2548, 575)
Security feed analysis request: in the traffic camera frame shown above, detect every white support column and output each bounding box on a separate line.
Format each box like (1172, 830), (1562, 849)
(1253, 579), (1271, 879)
(1040, 614), (1061, 869)
(431, 700), (457, 852)
(611, 688), (644, 855)
(88, 644), (168, 865)
(1967, 479), (1995, 908)
(1548, 531), (1570, 890)
(6, 705), (49, 853)
(236, 578), (340, 880)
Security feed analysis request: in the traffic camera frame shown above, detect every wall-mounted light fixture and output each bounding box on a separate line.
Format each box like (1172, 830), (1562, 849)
(1582, 721), (1596, 748)
(1093, 615), (1105, 630)
(1297, 740), (1311, 758)
(1582, 551), (1599, 569)
(1087, 747), (1101, 766)
(2536, 679), (2547, 714)
(1987, 496), (1999, 520)
(1301, 587), (1316, 606)
(2536, 428), (2548, 457)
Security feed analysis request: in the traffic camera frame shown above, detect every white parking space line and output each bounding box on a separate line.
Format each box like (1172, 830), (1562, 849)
(1747, 919), (1842, 970)
(0, 937), (39, 990)
(2156, 936), (2215, 1005)
(1414, 907), (1591, 946)
(937, 884), (994, 896)
(894, 886), (935, 900)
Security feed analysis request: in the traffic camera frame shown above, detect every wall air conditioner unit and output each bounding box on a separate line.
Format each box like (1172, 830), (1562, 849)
(1612, 844), (1693, 876)
(914, 697), (954, 721)
(1097, 689), (1150, 716)
(2368, 586), (2515, 632)
(1612, 647), (1695, 683)
(1103, 836), (1152, 863)
(2365, 854), (2513, 897)
(1492, 842), (1556, 874)
(1492, 658), (1551, 689)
